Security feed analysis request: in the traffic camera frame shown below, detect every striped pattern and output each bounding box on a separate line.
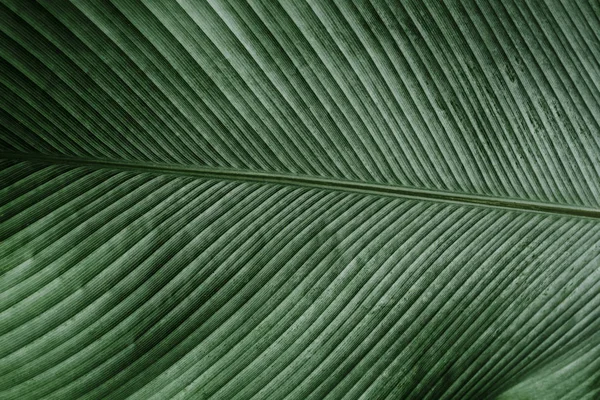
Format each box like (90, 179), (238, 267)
(1, 1), (600, 399)
(1, 162), (599, 399)
(2, 0), (600, 206)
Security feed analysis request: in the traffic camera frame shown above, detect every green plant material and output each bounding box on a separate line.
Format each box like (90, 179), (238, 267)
(1, 1), (599, 399)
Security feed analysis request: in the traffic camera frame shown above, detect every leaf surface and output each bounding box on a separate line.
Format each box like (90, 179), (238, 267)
(1, 1), (599, 399)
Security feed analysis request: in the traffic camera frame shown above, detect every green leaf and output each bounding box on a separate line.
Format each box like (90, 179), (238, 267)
(1, 1), (599, 399)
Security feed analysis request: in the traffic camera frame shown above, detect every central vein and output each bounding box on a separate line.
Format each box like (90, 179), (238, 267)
(2, 152), (600, 220)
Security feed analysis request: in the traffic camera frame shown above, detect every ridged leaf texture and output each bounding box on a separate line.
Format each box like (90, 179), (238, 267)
(1, 1), (599, 399)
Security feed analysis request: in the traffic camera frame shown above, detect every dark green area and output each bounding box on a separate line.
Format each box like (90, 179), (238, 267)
(1, 1), (599, 399)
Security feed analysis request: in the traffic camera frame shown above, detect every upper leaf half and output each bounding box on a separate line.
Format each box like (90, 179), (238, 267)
(1, 0), (600, 207)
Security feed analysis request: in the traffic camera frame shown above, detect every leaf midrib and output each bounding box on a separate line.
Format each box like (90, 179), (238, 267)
(2, 151), (599, 220)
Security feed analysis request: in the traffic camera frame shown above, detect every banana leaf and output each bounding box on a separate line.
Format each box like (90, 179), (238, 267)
(1, 1), (599, 399)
